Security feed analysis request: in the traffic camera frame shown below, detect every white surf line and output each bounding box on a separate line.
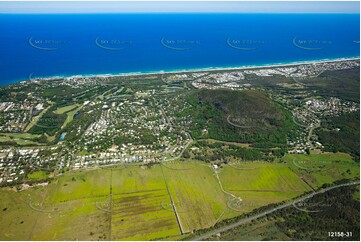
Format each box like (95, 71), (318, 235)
(22, 57), (359, 83)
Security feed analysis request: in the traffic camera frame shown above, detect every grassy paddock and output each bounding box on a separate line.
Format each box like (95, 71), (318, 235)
(284, 153), (359, 189)
(0, 153), (358, 240)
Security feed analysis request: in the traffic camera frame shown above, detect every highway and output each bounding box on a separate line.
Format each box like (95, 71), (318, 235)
(193, 181), (360, 241)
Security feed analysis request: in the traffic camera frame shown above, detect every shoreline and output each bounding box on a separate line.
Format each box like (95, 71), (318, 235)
(9, 56), (361, 85)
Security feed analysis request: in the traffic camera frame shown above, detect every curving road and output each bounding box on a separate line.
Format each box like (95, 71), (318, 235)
(193, 181), (360, 241)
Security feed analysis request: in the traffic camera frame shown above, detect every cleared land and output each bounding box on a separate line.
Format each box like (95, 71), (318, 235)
(0, 153), (359, 240)
(284, 153), (359, 190)
(219, 162), (312, 212)
(162, 161), (233, 233)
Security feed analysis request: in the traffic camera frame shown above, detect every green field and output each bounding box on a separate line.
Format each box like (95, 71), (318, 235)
(0, 133), (41, 146)
(284, 153), (359, 189)
(62, 106), (82, 129)
(54, 104), (78, 114)
(219, 162), (312, 212)
(162, 161), (233, 233)
(0, 153), (359, 240)
(110, 165), (180, 240)
(27, 171), (48, 180)
(25, 104), (53, 132)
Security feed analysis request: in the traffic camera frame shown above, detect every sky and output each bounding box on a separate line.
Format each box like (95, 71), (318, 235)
(0, 1), (359, 14)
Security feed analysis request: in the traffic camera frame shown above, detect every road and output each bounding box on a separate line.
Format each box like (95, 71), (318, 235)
(193, 181), (360, 241)
(306, 122), (320, 149)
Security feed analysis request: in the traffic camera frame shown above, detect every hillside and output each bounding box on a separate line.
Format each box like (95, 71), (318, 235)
(185, 89), (297, 148)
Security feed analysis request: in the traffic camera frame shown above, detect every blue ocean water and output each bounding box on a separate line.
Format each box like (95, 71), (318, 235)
(0, 13), (359, 85)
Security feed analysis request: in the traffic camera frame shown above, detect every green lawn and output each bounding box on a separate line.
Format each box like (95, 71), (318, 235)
(27, 170), (48, 180)
(61, 107), (82, 129)
(54, 104), (78, 114)
(0, 133), (41, 146)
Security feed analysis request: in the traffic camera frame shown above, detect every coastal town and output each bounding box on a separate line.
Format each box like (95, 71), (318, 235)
(0, 59), (359, 185)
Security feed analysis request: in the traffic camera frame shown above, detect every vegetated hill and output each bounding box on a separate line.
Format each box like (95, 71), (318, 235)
(316, 111), (360, 158)
(186, 89), (297, 148)
(303, 67), (360, 102)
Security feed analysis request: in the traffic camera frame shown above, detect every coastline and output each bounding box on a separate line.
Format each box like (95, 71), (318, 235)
(8, 56), (361, 85)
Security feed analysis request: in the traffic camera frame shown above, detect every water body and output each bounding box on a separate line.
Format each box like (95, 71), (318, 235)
(0, 13), (359, 85)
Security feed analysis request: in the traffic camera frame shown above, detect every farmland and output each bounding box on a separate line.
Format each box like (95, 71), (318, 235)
(219, 162), (312, 212)
(284, 153), (360, 189)
(0, 152), (358, 240)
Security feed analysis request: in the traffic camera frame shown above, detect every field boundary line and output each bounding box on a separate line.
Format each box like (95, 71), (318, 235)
(213, 209), (227, 226)
(160, 165), (185, 234)
(109, 169), (113, 240)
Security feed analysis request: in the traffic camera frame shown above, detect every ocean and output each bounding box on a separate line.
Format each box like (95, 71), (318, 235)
(0, 13), (359, 85)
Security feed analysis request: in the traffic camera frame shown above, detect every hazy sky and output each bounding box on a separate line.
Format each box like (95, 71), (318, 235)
(0, 1), (359, 14)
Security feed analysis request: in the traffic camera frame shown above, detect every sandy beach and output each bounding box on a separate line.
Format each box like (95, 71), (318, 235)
(24, 56), (360, 83)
